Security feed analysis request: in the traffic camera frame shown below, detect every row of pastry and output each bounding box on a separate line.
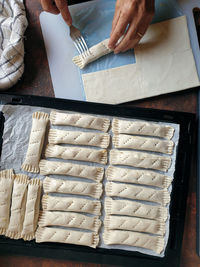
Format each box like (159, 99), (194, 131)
(0, 169), (41, 240)
(19, 110), (111, 248)
(103, 119), (175, 254)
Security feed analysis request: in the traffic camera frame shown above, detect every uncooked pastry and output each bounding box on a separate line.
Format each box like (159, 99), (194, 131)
(72, 38), (112, 69)
(0, 169), (15, 234)
(21, 179), (42, 241)
(110, 149), (171, 172)
(48, 129), (110, 148)
(113, 134), (174, 154)
(105, 197), (167, 221)
(103, 230), (164, 254)
(42, 194), (101, 215)
(105, 182), (170, 206)
(36, 226), (99, 248)
(38, 210), (101, 232)
(50, 110), (110, 132)
(43, 177), (103, 199)
(39, 159), (104, 182)
(106, 166), (172, 188)
(6, 174), (29, 239)
(104, 215), (165, 236)
(82, 16), (200, 104)
(21, 112), (49, 173)
(112, 119), (174, 139)
(45, 144), (107, 164)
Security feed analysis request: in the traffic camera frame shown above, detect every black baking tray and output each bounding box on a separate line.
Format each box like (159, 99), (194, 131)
(0, 93), (196, 267)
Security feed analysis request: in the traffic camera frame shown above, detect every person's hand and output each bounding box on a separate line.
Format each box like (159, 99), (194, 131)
(40, 0), (72, 26)
(109, 0), (155, 53)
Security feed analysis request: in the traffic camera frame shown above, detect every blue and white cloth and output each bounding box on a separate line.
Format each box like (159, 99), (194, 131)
(0, 0), (28, 90)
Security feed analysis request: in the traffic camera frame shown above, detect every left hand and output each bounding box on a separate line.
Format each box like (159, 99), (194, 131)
(108, 0), (155, 53)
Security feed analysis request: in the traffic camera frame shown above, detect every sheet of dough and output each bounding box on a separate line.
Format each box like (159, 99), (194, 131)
(106, 182), (170, 206)
(105, 197), (168, 221)
(38, 211), (101, 232)
(39, 159), (104, 182)
(42, 194), (101, 215)
(103, 230), (164, 254)
(106, 166), (172, 188)
(43, 177), (103, 199)
(104, 215), (165, 236)
(50, 110), (110, 132)
(21, 179), (42, 241)
(36, 227), (99, 248)
(82, 16), (200, 104)
(45, 144), (107, 164)
(0, 169), (15, 234)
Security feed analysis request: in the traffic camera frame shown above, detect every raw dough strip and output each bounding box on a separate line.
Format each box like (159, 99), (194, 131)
(72, 38), (112, 69)
(21, 179), (42, 241)
(105, 182), (170, 206)
(39, 160), (104, 182)
(45, 144), (107, 165)
(42, 194), (101, 215)
(38, 211), (101, 233)
(113, 134), (174, 155)
(103, 230), (164, 254)
(21, 112), (49, 173)
(43, 177), (103, 199)
(110, 149), (171, 172)
(112, 119), (174, 140)
(106, 166), (172, 188)
(50, 110), (110, 132)
(104, 215), (165, 236)
(48, 129), (110, 148)
(36, 227), (99, 248)
(105, 198), (167, 221)
(0, 169), (15, 234)
(6, 174), (29, 239)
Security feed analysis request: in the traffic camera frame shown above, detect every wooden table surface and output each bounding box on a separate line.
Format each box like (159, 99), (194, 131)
(0, 1), (200, 266)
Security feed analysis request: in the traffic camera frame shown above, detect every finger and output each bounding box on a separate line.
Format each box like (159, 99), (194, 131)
(114, 17), (149, 53)
(109, 12), (130, 49)
(55, 0), (72, 26)
(41, 0), (59, 14)
(110, 9), (120, 36)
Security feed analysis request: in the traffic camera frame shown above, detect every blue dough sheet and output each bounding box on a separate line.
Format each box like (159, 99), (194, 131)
(72, 0), (183, 97)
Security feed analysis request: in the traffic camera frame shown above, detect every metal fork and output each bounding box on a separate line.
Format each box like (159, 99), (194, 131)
(70, 25), (90, 57)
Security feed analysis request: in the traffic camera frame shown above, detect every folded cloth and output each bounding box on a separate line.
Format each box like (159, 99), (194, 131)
(0, 0), (28, 90)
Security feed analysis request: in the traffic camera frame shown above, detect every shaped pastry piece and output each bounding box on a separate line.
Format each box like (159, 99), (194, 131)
(42, 195), (101, 215)
(21, 179), (42, 241)
(0, 169), (15, 235)
(39, 160), (104, 182)
(72, 38), (112, 69)
(113, 134), (174, 155)
(106, 166), (172, 188)
(112, 119), (174, 140)
(6, 174), (29, 239)
(38, 211), (101, 232)
(105, 182), (170, 206)
(45, 144), (107, 164)
(110, 150), (171, 172)
(50, 110), (110, 132)
(43, 177), (103, 199)
(104, 215), (165, 236)
(21, 112), (49, 173)
(36, 227), (99, 248)
(103, 230), (164, 254)
(48, 129), (110, 148)
(105, 197), (167, 221)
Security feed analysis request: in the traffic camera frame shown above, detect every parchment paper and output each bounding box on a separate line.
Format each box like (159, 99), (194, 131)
(0, 104), (179, 258)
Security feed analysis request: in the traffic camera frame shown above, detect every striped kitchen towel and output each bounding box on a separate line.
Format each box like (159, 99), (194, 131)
(0, 0), (28, 90)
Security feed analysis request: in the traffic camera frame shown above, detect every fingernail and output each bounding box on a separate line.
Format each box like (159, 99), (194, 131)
(114, 50), (119, 54)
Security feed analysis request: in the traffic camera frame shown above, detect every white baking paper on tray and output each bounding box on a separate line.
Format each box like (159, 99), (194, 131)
(0, 104), (179, 257)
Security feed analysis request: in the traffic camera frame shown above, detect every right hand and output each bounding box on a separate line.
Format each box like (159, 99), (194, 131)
(40, 0), (72, 26)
